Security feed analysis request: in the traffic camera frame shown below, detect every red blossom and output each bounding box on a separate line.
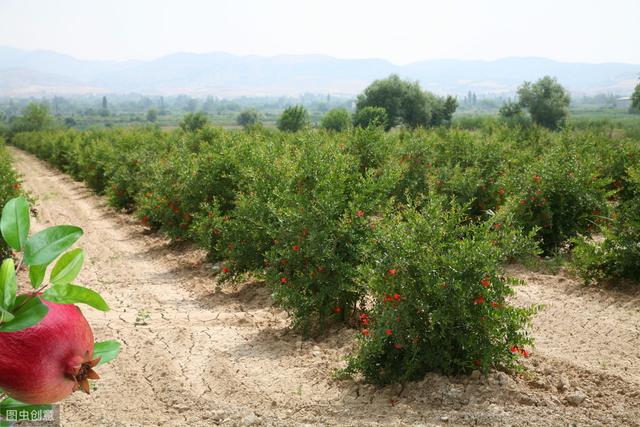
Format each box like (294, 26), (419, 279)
(385, 329), (393, 335)
(480, 278), (491, 287)
(332, 306), (342, 314)
(356, 210), (365, 217)
(473, 296), (485, 305)
(510, 345), (520, 354)
(387, 268), (397, 275)
(222, 267), (230, 274)
(292, 245), (300, 251)
(393, 293), (401, 301)
(361, 329), (370, 336)
(490, 301), (499, 308)
(280, 277), (288, 284)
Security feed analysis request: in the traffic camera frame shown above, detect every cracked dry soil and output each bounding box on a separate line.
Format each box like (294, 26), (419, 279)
(9, 146), (640, 426)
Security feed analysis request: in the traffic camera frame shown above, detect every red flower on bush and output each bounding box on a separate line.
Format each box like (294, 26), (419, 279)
(222, 267), (230, 274)
(385, 329), (393, 335)
(356, 210), (365, 217)
(510, 345), (520, 354)
(490, 301), (499, 308)
(393, 293), (401, 301)
(292, 245), (300, 251)
(480, 278), (491, 287)
(360, 313), (369, 325)
(280, 277), (288, 284)
(387, 268), (397, 275)
(473, 296), (485, 305)
(332, 306), (342, 314)
(362, 329), (370, 336)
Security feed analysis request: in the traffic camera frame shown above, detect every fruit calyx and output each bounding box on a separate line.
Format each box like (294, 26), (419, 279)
(65, 351), (101, 394)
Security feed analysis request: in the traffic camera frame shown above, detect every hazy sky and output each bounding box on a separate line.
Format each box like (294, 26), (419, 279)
(1, 0), (638, 64)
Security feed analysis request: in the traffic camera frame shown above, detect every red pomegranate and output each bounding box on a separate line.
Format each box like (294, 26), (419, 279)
(0, 298), (99, 404)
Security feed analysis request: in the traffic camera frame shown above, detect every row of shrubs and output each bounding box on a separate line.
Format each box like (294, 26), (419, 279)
(0, 137), (23, 259)
(10, 124), (639, 383)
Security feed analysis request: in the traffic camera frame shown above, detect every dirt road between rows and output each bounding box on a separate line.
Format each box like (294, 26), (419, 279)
(9, 146), (640, 426)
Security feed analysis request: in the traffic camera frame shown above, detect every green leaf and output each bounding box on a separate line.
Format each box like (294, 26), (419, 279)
(0, 197), (30, 251)
(50, 248), (84, 286)
(0, 259), (16, 310)
(93, 340), (121, 366)
(23, 226), (83, 266)
(42, 284), (109, 311)
(28, 264), (47, 289)
(0, 396), (52, 422)
(0, 296), (48, 332)
(0, 307), (14, 324)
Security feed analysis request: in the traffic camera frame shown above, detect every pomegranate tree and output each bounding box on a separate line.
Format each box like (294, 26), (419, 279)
(0, 197), (119, 420)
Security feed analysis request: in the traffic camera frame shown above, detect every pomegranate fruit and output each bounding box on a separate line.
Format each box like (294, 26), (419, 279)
(0, 298), (100, 404)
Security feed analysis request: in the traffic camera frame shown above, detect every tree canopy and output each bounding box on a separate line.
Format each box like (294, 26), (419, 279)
(237, 109), (260, 128)
(179, 112), (209, 132)
(516, 76), (570, 130)
(631, 82), (640, 113)
(355, 74), (457, 130)
(320, 108), (351, 131)
(277, 105), (310, 132)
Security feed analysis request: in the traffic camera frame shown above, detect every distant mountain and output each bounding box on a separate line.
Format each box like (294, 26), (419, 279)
(0, 46), (638, 97)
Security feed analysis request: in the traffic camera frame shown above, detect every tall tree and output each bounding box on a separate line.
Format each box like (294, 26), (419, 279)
(631, 81), (640, 113)
(516, 76), (570, 130)
(355, 74), (458, 130)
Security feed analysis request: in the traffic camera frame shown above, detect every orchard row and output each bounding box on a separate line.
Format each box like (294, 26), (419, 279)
(9, 124), (640, 383)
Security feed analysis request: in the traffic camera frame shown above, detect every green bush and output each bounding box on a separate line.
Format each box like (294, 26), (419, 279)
(501, 139), (610, 253)
(573, 164), (640, 283)
(277, 105), (310, 132)
(320, 108), (351, 132)
(0, 138), (23, 259)
(352, 106), (388, 129)
(343, 199), (537, 384)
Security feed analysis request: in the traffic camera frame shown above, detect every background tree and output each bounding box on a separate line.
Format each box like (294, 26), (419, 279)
(499, 101), (529, 126)
(146, 108), (158, 123)
(100, 96), (109, 117)
(352, 106), (388, 129)
(516, 76), (570, 130)
(277, 105), (309, 132)
(179, 112), (209, 132)
(320, 108), (351, 131)
(427, 94), (458, 126)
(355, 74), (457, 130)
(631, 81), (640, 113)
(237, 109), (260, 128)
(10, 102), (53, 134)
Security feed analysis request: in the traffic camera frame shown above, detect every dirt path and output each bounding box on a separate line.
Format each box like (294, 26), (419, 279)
(9, 146), (640, 426)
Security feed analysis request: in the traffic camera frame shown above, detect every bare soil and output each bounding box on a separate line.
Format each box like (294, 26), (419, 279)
(9, 146), (640, 426)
